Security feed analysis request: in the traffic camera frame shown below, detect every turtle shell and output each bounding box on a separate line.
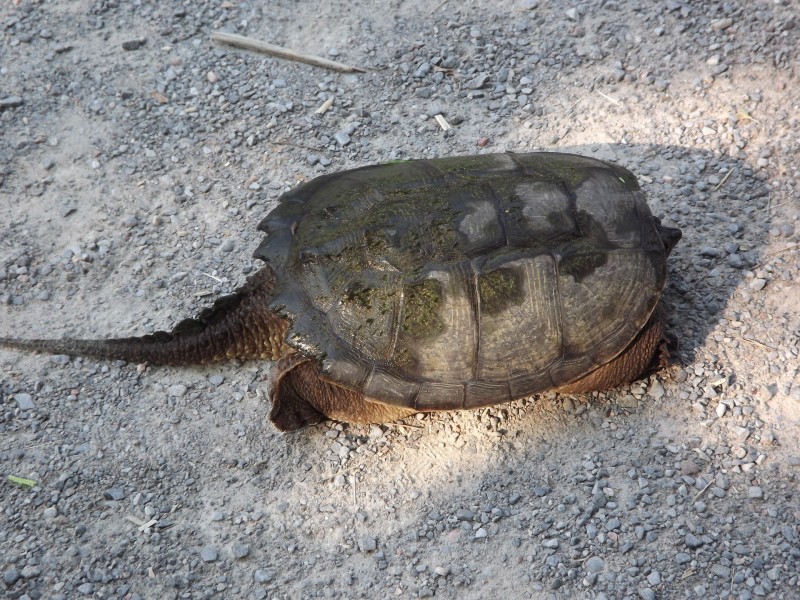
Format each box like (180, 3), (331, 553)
(255, 152), (669, 410)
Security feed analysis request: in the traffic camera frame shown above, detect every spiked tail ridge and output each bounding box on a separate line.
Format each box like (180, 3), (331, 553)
(0, 268), (292, 366)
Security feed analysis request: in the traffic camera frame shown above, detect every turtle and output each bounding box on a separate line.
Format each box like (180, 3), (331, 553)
(0, 152), (681, 432)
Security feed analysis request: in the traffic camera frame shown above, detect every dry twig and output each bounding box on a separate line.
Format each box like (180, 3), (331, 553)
(211, 32), (366, 73)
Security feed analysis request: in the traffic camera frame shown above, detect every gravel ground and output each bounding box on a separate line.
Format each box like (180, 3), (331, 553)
(1, 0), (799, 599)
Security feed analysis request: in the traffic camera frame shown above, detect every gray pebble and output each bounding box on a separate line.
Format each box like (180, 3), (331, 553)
(254, 569), (274, 583)
(675, 552), (691, 564)
(0, 96), (24, 109)
(104, 487), (125, 501)
(21, 565), (41, 578)
(565, 7), (578, 20)
(699, 246), (720, 258)
(414, 62), (431, 78)
(14, 393), (34, 410)
(200, 547), (218, 562)
(685, 533), (703, 548)
(327, 47), (339, 57)
(749, 278), (767, 291)
(585, 556), (605, 573)
(122, 39), (146, 51)
(727, 255), (745, 269)
(220, 239), (235, 252)
(43, 506), (57, 519)
(306, 154), (320, 166)
(415, 87), (433, 98)
(647, 571), (661, 585)
(232, 543), (250, 559)
(748, 486), (763, 499)
(208, 374), (225, 386)
(456, 509), (474, 521)
(469, 74), (489, 90)
(3, 569), (20, 585)
(334, 132), (351, 146)
(474, 527), (488, 539)
(358, 536), (377, 552)
(77, 583), (95, 595)
(168, 384), (188, 397)
(639, 588), (656, 600)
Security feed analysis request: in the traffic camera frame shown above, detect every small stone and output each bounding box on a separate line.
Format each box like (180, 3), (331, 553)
(43, 506), (57, 519)
(207, 71), (218, 83)
(685, 533), (703, 548)
(585, 556), (605, 573)
(200, 547), (218, 562)
(414, 62), (431, 78)
(456, 509), (475, 521)
(477, 137), (489, 147)
(211, 510), (225, 521)
(469, 74), (490, 89)
(647, 571), (661, 585)
(711, 17), (734, 31)
(358, 536), (377, 552)
(104, 487), (125, 501)
(474, 528), (488, 539)
(542, 538), (559, 549)
(0, 96), (24, 109)
(415, 86), (433, 98)
(699, 246), (720, 258)
(168, 384), (188, 397)
(748, 486), (763, 499)
(20, 565), (41, 578)
(208, 374), (225, 386)
(306, 154), (319, 166)
(334, 132), (351, 146)
(675, 553), (691, 564)
(749, 278), (767, 291)
(232, 543), (250, 559)
(434, 566), (450, 577)
(14, 393), (35, 410)
(639, 588), (656, 600)
(77, 582), (95, 595)
(327, 47), (339, 57)
(122, 39), (145, 51)
(220, 239), (235, 252)
(254, 569), (274, 583)
(3, 569), (20, 585)
(565, 7), (579, 20)
(715, 402), (727, 418)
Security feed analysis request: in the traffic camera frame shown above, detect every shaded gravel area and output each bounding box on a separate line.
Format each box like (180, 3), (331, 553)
(1, 0), (799, 599)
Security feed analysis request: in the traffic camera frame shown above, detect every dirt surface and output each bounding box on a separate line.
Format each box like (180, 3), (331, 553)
(1, 1), (799, 599)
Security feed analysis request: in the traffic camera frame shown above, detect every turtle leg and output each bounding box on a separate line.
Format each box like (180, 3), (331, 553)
(269, 355), (415, 432)
(556, 306), (667, 394)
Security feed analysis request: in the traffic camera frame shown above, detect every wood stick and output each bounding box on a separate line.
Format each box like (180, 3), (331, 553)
(211, 32), (366, 73)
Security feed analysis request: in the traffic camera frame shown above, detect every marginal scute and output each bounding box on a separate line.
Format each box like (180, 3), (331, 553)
(259, 152), (676, 410)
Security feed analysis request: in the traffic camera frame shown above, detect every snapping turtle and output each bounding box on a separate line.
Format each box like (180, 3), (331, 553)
(1, 152), (681, 431)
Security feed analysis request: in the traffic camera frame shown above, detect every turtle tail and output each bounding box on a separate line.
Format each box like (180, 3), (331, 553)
(0, 268), (292, 366)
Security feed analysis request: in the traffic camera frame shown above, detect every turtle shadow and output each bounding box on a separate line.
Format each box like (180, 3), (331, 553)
(554, 142), (768, 370)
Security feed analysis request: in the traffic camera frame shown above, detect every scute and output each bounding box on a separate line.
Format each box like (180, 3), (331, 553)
(255, 152), (670, 410)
